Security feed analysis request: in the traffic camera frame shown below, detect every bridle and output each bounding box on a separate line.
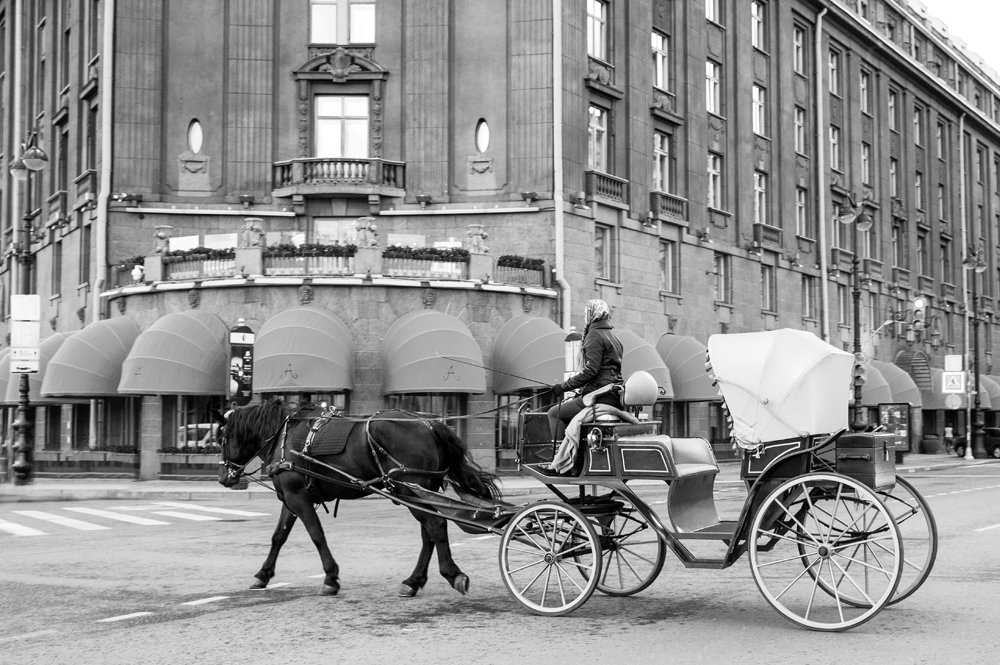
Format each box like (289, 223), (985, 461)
(218, 414), (288, 484)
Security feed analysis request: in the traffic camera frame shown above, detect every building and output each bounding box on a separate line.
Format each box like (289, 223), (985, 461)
(2, 0), (999, 481)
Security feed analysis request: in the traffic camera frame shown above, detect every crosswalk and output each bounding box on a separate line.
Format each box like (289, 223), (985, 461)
(0, 502), (270, 537)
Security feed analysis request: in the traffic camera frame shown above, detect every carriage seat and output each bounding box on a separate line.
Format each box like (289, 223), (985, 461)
(581, 370), (658, 420)
(666, 437), (718, 478)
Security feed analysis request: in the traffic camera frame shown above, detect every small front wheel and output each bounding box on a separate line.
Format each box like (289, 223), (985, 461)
(593, 492), (666, 596)
(498, 501), (601, 616)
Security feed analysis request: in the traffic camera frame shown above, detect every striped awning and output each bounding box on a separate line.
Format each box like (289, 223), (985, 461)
(382, 310), (485, 394)
(616, 330), (673, 399)
(41, 317), (141, 397)
(492, 315), (564, 394)
(654, 333), (718, 401)
(253, 306), (354, 393)
(871, 360), (923, 407)
(849, 363), (893, 406)
(979, 375), (1000, 410)
(119, 310), (230, 395)
(3, 332), (86, 405)
(0, 348), (11, 405)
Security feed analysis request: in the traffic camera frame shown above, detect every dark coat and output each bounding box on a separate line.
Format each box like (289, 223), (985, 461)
(560, 320), (623, 403)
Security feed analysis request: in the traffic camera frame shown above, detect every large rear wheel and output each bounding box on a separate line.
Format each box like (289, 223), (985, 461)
(877, 476), (937, 604)
(749, 473), (903, 631)
(498, 501), (601, 616)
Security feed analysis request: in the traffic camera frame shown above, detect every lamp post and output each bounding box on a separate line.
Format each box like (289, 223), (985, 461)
(837, 196), (873, 432)
(8, 133), (48, 484)
(962, 246), (988, 460)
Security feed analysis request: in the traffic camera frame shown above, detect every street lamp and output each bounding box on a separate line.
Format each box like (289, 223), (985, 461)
(8, 132), (48, 484)
(962, 245), (988, 460)
(837, 195), (873, 432)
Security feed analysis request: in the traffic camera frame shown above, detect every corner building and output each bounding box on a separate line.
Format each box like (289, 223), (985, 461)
(1, 0), (998, 479)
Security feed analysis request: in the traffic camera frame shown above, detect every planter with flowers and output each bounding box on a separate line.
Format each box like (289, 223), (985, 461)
(495, 255), (545, 286)
(382, 245), (470, 279)
(263, 243), (357, 275)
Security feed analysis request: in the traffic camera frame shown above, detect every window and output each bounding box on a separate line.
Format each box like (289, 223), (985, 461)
(751, 1), (766, 51)
(915, 171), (923, 209)
(314, 95), (369, 158)
(891, 222), (903, 267)
(861, 224), (876, 259)
(860, 70), (872, 114)
(587, 0), (608, 60)
(860, 142), (872, 185)
(888, 89), (899, 131)
(79, 221), (92, 285)
(752, 85), (767, 135)
(838, 283), (850, 325)
(829, 125), (841, 171)
(889, 158), (899, 197)
(310, 0), (375, 44)
(388, 395), (467, 439)
(913, 106), (924, 145)
(659, 240), (678, 293)
(858, 0), (870, 21)
(795, 187), (810, 238)
(937, 183), (946, 220)
(653, 131), (673, 193)
(761, 263), (777, 312)
(706, 60), (721, 114)
(802, 275), (818, 319)
(866, 292), (879, 332)
(713, 253), (731, 303)
(940, 237), (952, 284)
(588, 105), (608, 172)
(917, 231), (929, 276)
(753, 171), (768, 225)
(707, 152), (723, 210)
(829, 49), (841, 95)
(51, 239), (62, 298)
(794, 106), (806, 154)
(595, 223), (617, 281)
(792, 26), (806, 74)
(652, 31), (669, 91)
(314, 218), (358, 245)
(86, 0), (100, 60)
(706, 0), (721, 24)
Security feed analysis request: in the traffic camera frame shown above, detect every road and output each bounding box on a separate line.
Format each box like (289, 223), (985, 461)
(0, 465), (998, 665)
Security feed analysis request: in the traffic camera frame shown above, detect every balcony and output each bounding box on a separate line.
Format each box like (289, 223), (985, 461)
(272, 157), (406, 199)
(862, 258), (884, 281)
(585, 171), (629, 209)
(73, 169), (98, 211)
(650, 191), (687, 221)
(892, 267), (911, 288)
(46, 190), (68, 229)
(941, 282), (957, 301)
(830, 247), (856, 272)
(753, 223), (783, 249)
(917, 274), (935, 294)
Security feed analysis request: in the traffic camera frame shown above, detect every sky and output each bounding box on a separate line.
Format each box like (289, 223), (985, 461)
(918, 0), (1000, 73)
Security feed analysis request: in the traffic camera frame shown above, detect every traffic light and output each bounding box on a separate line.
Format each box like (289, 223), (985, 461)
(852, 352), (868, 386)
(913, 296), (926, 330)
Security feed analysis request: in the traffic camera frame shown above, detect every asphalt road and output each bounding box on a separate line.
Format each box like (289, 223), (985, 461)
(0, 465), (998, 665)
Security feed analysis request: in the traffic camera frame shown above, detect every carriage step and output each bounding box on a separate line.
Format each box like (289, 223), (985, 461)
(673, 520), (737, 541)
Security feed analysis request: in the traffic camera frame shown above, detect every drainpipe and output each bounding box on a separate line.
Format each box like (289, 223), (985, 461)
(89, 0), (115, 449)
(552, 0), (571, 332)
(10, 0), (23, 297)
(814, 7), (830, 342)
(959, 113), (971, 456)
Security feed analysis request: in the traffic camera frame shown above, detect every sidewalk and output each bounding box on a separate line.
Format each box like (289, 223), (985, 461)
(1, 452), (993, 504)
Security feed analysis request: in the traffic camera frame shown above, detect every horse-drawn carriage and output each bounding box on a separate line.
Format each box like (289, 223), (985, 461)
(218, 328), (936, 632)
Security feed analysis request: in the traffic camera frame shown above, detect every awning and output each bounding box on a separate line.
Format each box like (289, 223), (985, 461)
(654, 333), (718, 401)
(871, 360), (923, 407)
(920, 367), (992, 410)
(980, 375), (1000, 410)
(0, 348), (11, 405)
(492, 315), (564, 394)
(119, 310), (229, 395)
(41, 317), (141, 397)
(382, 310), (485, 394)
(616, 330), (673, 399)
(4, 332), (86, 405)
(254, 306), (354, 393)
(849, 363), (892, 406)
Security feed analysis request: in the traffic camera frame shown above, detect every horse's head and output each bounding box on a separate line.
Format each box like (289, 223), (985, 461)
(216, 402), (288, 487)
(215, 408), (244, 487)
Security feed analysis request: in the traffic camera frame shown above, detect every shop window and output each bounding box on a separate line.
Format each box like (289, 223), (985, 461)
(386, 393), (468, 440)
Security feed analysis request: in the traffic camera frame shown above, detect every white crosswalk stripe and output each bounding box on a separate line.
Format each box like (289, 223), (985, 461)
(0, 517), (48, 537)
(13, 509), (111, 531)
(153, 501), (269, 517)
(149, 510), (223, 521)
(1, 502), (270, 536)
(64, 506), (170, 526)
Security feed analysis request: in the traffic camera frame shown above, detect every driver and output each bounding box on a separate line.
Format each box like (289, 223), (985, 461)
(543, 299), (623, 474)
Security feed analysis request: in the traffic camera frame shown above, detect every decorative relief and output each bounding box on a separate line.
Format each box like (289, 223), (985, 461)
(652, 91), (674, 114)
(319, 47), (363, 82)
(298, 285), (314, 305)
(522, 294), (534, 313)
(587, 59), (613, 86)
(422, 289), (437, 309)
(188, 290), (200, 309)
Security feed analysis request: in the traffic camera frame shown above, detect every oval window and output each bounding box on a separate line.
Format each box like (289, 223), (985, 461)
(475, 119), (490, 153)
(187, 119), (204, 154)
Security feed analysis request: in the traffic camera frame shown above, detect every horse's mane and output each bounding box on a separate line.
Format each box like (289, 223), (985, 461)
(228, 402), (289, 453)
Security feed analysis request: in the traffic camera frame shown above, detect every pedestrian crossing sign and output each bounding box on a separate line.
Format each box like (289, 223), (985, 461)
(942, 371), (965, 394)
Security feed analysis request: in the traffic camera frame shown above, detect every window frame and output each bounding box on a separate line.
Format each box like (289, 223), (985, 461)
(707, 152), (723, 210)
(713, 252), (731, 304)
(829, 125), (842, 172)
(751, 1), (767, 51)
(587, 104), (609, 172)
(309, 0), (376, 45)
(659, 239), (678, 294)
(653, 130), (673, 194)
(792, 25), (807, 75)
(752, 84), (767, 136)
(761, 263), (777, 313)
(313, 94), (371, 159)
(794, 106), (806, 154)
(595, 222), (618, 282)
(652, 30), (670, 91)
(586, 0), (609, 61)
(706, 60), (722, 115)
(828, 49), (841, 96)
(753, 170), (768, 226)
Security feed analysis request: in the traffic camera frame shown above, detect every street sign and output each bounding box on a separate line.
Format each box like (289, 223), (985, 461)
(945, 393), (962, 410)
(11, 359), (39, 373)
(10, 295), (41, 374)
(942, 371), (965, 394)
(944, 354), (963, 372)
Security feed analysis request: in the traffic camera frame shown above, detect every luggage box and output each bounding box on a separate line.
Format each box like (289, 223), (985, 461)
(835, 433), (896, 490)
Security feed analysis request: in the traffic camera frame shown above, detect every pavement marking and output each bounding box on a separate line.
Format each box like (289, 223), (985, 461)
(13, 509), (110, 531)
(154, 501), (269, 517)
(974, 523), (1000, 532)
(180, 596), (230, 606)
(149, 510), (222, 521)
(64, 506), (170, 526)
(98, 612), (154, 623)
(0, 517), (48, 537)
(0, 629), (58, 644)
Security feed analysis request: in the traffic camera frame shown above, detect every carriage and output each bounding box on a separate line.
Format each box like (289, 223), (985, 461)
(218, 328), (937, 632)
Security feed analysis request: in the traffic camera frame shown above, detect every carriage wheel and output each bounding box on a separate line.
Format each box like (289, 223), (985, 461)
(799, 476), (936, 607)
(498, 501), (601, 616)
(749, 473), (903, 631)
(592, 492), (666, 596)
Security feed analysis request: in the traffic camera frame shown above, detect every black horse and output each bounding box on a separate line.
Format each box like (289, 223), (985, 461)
(217, 402), (499, 597)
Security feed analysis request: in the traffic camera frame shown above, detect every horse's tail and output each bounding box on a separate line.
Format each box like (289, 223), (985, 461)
(430, 421), (501, 502)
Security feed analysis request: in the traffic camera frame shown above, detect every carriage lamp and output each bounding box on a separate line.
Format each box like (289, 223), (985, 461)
(963, 246), (989, 460)
(586, 427), (604, 450)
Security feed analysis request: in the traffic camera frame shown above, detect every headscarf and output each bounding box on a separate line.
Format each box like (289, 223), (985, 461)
(583, 299), (611, 336)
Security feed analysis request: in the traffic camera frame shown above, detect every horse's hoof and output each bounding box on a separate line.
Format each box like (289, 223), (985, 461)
(249, 579), (267, 590)
(451, 574), (469, 595)
(321, 583), (340, 596)
(398, 583), (418, 597)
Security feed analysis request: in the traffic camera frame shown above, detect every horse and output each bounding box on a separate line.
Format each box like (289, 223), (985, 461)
(217, 402), (500, 597)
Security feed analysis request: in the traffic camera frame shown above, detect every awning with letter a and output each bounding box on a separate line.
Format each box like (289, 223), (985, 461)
(492, 315), (564, 394)
(382, 310), (486, 394)
(41, 317), (141, 397)
(253, 306), (354, 393)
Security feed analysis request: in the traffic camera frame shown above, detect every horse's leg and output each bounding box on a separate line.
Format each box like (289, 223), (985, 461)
(408, 511), (469, 595)
(284, 492), (341, 595)
(399, 512), (434, 597)
(251, 504), (297, 589)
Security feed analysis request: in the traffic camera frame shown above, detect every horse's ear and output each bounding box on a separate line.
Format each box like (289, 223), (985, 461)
(211, 409), (227, 425)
